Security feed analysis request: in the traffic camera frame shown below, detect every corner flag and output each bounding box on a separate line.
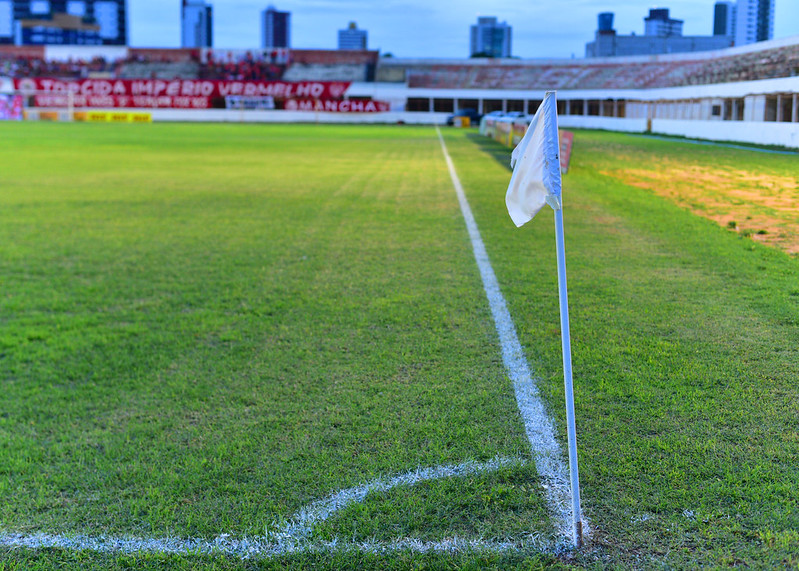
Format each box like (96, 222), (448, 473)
(505, 91), (585, 549)
(505, 91), (562, 227)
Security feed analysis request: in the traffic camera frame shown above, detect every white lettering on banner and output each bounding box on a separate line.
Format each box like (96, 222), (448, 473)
(284, 99), (390, 113)
(17, 79), (350, 102)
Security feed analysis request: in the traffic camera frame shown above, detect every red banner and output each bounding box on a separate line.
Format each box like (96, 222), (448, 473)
(29, 94), (390, 112)
(32, 93), (213, 109)
(14, 78), (351, 100)
(285, 99), (390, 113)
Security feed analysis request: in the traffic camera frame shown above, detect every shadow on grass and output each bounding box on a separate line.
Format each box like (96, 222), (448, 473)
(464, 131), (514, 173)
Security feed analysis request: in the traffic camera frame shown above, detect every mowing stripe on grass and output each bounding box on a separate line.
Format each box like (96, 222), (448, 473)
(638, 134), (799, 155)
(1, 457), (562, 558)
(436, 127), (585, 544)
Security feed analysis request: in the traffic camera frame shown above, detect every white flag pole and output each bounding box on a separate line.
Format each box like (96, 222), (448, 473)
(504, 91), (584, 547)
(553, 203), (583, 548)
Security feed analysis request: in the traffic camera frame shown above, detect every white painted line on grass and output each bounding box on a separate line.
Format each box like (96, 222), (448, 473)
(1, 457), (562, 559)
(435, 127), (588, 544)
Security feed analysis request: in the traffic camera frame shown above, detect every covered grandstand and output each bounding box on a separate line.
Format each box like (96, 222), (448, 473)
(1, 36), (797, 147)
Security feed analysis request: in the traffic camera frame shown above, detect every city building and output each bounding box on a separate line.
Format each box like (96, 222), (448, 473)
(735, 0), (774, 45)
(182, 0), (212, 48)
(644, 8), (683, 37)
(713, 1), (736, 37)
(0, 0), (127, 45)
(262, 5), (289, 48)
(337, 21), (366, 50)
(586, 8), (733, 57)
(469, 16), (511, 58)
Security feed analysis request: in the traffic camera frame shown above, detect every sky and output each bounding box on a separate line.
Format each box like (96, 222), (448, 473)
(130, 1), (799, 59)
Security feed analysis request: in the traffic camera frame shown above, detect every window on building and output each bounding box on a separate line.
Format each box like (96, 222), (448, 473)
(67, 1), (86, 17)
(0, 0), (12, 36)
(482, 99), (503, 113)
(734, 98), (745, 121)
(433, 98), (454, 113)
(529, 100), (542, 115)
(95, 1), (119, 40)
(764, 96), (778, 121)
(723, 100), (733, 121)
(780, 95), (793, 123)
(30, 0), (49, 15)
(711, 104), (722, 117)
(506, 99), (524, 113)
(406, 98), (430, 112)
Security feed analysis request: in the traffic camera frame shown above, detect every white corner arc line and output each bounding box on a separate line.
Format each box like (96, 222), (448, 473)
(0, 457), (563, 558)
(435, 127), (588, 542)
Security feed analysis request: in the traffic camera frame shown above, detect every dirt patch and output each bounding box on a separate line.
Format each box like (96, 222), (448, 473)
(603, 161), (799, 254)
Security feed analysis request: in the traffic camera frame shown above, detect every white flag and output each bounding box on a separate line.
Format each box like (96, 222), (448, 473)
(505, 91), (563, 227)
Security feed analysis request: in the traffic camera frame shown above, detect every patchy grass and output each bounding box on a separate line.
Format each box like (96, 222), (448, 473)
(598, 139), (799, 254)
(1, 124), (797, 568)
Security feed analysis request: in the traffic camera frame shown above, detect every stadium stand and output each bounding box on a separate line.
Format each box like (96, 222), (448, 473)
(2, 42), (796, 88)
(0, 51), (117, 79)
(283, 50), (378, 82)
(385, 42), (799, 90)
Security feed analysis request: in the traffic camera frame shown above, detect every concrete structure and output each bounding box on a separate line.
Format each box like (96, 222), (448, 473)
(735, 0), (774, 45)
(586, 8), (733, 57)
(261, 5), (289, 49)
(0, 0), (127, 45)
(470, 16), (511, 58)
(644, 8), (683, 37)
(337, 21), (366, 50)
(181, 0), (212, 48)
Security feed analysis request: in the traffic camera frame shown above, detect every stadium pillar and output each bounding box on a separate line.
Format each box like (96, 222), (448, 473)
(793, 94), (798, 123)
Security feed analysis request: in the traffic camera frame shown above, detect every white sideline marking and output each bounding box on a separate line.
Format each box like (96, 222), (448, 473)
(1, 457), (563, 558)
(435, 127), (588, 542)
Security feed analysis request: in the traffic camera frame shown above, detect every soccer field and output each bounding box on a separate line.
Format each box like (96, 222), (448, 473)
(0, 123), (797, 569)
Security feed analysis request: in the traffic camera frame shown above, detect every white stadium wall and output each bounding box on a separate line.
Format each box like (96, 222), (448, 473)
(652, 119), (799, 148)
(557, 116), (648, 133)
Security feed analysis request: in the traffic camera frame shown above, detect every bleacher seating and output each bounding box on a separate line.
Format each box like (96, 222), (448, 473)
(283, 64), (370, 82)
(118, 61), (199, 80)
(1, 41), (796, 89)
(396, 42), (799, 91)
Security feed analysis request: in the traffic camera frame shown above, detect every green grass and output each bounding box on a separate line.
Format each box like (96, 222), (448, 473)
(451, 129), (799, 568)
(1, 123), (798, 569)
(0, 123), (553, 568)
